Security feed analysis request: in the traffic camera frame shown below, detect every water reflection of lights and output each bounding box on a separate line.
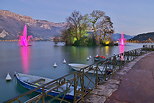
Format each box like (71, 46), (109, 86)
(105, 46), (109, 56)
(119, 45), (125, 60)
(20, 47), (30, 73)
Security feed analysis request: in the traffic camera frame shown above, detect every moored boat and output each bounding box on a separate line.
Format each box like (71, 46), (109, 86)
(94, 56), (106, 62)
(68, 63), (89, 69)
(15, 72), (77, 100)
(68, 63), (105, 74)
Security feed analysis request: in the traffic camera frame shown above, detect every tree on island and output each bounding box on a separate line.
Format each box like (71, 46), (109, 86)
(89, 10), (105, 45)
(62, 11), (89, 46)
(62, 10), (114, 46)
(98, 16), (114, 45)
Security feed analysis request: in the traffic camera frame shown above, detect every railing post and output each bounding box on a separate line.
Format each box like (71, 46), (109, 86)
(74, 73), (77, 103)
(95, 64), (99, 87)
(80, 69), (85, 102)
(42, 86), (45, 103)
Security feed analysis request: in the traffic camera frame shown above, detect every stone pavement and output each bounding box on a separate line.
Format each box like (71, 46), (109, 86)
(85, 52), (154, 103)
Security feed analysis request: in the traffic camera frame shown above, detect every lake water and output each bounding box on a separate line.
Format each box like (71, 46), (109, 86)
(0, 41), (150, 102)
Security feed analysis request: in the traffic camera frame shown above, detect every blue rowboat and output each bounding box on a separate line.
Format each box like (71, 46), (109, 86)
(15, 72), (76, 100)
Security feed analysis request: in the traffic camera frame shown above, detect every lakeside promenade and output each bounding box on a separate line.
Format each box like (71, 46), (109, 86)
(85, 51), (154, 103)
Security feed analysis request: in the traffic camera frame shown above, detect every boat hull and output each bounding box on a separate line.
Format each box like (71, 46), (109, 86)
(15, 73), (74, 100)
(68, 63), (105, 74)
(94, 56), (106, 62)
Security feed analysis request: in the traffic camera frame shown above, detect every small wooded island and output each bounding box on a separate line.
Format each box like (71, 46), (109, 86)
(54, 10), (117, 46)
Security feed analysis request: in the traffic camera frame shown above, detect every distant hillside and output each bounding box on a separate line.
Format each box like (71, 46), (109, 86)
(0, 10), (66, 40)
(129, 32), (154, 42)
(112, 33), (133, 41)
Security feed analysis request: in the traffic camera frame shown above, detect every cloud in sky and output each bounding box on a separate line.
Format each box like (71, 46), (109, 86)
(1, 0), (154, 35)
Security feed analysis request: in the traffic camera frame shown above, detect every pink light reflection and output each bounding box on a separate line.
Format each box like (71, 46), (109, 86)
(119, 44), (125, 60)
(20, 46), (31, 73)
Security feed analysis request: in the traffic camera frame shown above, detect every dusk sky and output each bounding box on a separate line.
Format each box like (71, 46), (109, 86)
(1, 0), (154, 35)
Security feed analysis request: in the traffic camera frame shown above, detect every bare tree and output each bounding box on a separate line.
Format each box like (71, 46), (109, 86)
(89, 10), (105, 44)
(98, 16), (114, 43)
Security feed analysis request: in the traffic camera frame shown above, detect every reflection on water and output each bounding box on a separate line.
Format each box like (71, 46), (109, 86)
(63, 46), (113, 64)
(20, 47), (31, 73)
(105, 46), (109, 56)
(119, 45), (125, 53)
(119, 45), (125, 60)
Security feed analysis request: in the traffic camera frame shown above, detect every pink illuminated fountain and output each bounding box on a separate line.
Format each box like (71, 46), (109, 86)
(19, 25), (32, 46)
(19, 25), (32, 73)
(119, 34), (126, 46)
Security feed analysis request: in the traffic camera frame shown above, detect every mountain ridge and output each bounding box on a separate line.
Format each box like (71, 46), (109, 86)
(0, 10), (66, 40)
(0, 10), (66, 27)
(129, 32), (154, 42)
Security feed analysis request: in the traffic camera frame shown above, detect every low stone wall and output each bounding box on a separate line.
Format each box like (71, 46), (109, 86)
(84, 52), (154, 103)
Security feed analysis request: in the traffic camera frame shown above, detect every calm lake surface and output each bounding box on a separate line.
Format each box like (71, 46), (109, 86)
(0, 41), (151, 102)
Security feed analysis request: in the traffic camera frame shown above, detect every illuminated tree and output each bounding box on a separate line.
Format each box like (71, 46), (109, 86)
(62, 11), (88, 45)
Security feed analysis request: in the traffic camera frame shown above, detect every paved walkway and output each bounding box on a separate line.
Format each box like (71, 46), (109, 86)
(106, 52), (154, 103)
(85, 52), (154, 103)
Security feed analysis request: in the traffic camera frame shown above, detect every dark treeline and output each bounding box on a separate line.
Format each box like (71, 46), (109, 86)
(61, 10), (114, 46)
